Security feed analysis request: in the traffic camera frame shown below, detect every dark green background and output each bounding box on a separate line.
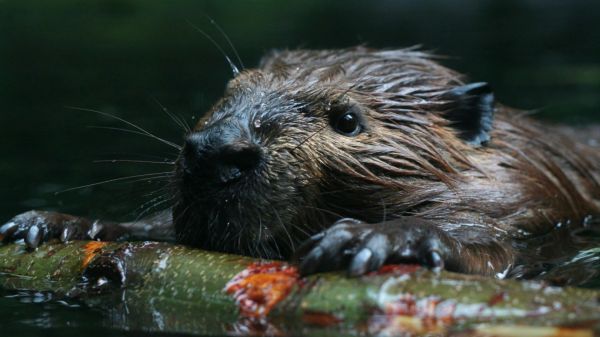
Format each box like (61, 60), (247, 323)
(0, 0), (599, 229)
(0, 1), (599, 335)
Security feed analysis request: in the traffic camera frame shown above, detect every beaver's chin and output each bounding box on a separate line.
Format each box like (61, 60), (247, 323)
(172, 196), (298, 259)
(173, 161), (320, 258)
(208, 214), (291, 259)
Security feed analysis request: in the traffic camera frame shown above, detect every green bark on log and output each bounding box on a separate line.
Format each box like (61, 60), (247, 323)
(1, 241), (599, 336)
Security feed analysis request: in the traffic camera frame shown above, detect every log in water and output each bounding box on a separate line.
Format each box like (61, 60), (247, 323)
(0, 241), (599, 336)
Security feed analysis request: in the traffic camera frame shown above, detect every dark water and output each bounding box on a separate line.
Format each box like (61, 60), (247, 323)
(1, 0), (599, 335)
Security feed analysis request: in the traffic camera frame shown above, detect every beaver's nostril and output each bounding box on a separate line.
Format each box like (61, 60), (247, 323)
(182, 134), (262, 184)
(218, 142), (262, 171)
(215, 142), (262, 183)
(217, 165), (242, 184)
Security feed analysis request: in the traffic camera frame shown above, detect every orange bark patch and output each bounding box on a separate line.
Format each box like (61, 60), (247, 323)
(81, 241), (109, 269)
(368, 294), (455, 335)
(383, 293), (456, 325)
(369, 264), (421, 276)
(302, 310), (342, 327)
(225, 262), (299, 318)
(487, 291), (506, 307)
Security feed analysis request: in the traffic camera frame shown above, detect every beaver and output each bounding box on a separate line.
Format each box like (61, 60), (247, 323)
(2, 47), (600, 279)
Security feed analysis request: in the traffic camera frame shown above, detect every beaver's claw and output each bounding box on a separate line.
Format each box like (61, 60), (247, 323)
(296, 217), (449, 276)
(0, 210), (97, 248)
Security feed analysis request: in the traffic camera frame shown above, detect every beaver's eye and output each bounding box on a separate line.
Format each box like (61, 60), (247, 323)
(334, 112), (361, 136)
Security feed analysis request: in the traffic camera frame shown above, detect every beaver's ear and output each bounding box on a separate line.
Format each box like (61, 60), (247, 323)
(443, 82), (495, 147)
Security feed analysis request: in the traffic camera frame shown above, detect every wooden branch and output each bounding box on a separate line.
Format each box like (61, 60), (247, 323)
(1, 241), (598, 336)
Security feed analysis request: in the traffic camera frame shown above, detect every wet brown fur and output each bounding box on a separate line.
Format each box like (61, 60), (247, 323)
(4, 47), (598, 280)
(177, 46), (600, 276)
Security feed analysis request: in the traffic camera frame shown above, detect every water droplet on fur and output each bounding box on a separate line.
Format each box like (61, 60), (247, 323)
(583, 215), (594, 227)
(96, 277), (109, 287)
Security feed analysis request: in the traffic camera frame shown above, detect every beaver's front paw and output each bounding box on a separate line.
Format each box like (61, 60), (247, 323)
(296, 217), (450, 276)
(0, 210), (98, 248)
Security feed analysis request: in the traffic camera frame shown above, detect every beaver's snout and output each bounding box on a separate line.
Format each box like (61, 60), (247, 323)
(182, 126), (263, 186)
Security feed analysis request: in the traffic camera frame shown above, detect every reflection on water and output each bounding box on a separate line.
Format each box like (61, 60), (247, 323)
(508, 216), (600, 287)
(0, 289), (127, 337)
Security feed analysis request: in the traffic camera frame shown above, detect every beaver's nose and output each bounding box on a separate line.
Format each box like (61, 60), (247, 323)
(213, 141), (262, 183)
(182, 135), (262, 185)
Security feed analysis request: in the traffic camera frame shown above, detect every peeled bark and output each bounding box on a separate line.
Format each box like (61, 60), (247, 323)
(0, 241), (599, 336)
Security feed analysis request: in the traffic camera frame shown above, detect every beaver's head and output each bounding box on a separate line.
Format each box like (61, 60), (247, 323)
(173, 47), (494, 258)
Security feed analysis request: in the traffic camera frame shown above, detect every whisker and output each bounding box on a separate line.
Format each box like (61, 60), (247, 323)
(205, 14), (245, 70)
(88, 125), (151, 138)
(315, 187), (365, 196)
(290, 124), (328, 153)
(136, 193), (170, 212)
(256, 214), (265, 257)
(172, 203), (191, 230)
(93, 159), (175, 165)
(68, 106), (181, 150)
(237, 219), (244, 252)
(136, 195), (175, 221)
(293, 222), (313, 239)
(186, 20), (240, 77)
(381, 198), (388, 223)
(140, 181), (176, 197)
(97, 152), (178, 162)
(122, 174), (175, 186)
(274, 209), (295, 252)
(270, 233), (282, 259)
(55, 171), (173, 195)
(151, 97), (191, 133)
(333, 83), (358, 103)
(300, 205), (345, 220)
